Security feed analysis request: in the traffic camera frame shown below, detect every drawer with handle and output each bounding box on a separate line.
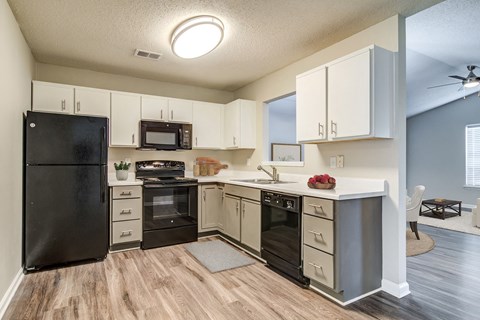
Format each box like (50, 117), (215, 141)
(112, 198), (142, 222)
(303, 196), (334, 220)
(303, 214), (334, 254)
(112, 186), (142, 199)
(303, 245), (335, 289)
(112, 219), (142, 244)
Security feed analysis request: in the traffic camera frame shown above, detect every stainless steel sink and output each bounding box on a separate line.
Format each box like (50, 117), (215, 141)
(232, 178), (294, 185)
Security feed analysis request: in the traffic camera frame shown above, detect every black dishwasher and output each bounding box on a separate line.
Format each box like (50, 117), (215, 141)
(261, 191), (309, 286)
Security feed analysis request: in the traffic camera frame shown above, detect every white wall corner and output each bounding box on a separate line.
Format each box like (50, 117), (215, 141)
(0, 269), (24, 319)
(381, 279), (410, 298)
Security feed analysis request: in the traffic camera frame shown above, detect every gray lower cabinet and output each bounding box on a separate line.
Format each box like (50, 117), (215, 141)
(110, 186), (143, 251)
(199, 183), (261, 254)
(302, 195), (382, 303)
(224, 184), (261, 253)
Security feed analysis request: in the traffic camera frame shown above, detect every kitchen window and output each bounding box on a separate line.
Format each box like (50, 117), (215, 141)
(465, 124), (480, 186)
(263, 94), (304, 166)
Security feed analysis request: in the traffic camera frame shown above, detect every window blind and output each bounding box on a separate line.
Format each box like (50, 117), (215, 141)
(465, 124), (480, 186)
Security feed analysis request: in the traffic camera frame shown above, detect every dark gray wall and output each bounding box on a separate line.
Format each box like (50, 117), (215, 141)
(407, 94), (480, 207)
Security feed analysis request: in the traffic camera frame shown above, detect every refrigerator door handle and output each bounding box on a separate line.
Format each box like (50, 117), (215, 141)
(100, 167), (106, 203)
(100, 126), (106, 164)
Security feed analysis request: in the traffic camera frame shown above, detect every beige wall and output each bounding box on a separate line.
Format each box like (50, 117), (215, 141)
(233, 16), (408, 296)
(0, 0), (35, 308)
(35, 63), (234, 104)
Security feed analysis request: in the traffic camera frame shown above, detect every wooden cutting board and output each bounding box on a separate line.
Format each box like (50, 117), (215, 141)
(196, 157), (228, 174)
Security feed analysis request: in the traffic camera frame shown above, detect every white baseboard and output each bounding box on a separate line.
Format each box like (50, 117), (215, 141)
(0, 268), (24, 319)
(381, 279), (410, 298)
(309, 285), (381, 306)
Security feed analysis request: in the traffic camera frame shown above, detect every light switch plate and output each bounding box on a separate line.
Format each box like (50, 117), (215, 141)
(337, 155), (344, 168)
(330, 156), (337, 168)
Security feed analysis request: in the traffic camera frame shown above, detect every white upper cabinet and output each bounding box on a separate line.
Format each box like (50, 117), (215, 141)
(141, 95), (168, 121)
(224, 99), (256, 149)
(32, 81), (74, 114)
(193, 101), (224, 149)
(326, 45), (394, 141)
(168, 98), (193, 123)
(296, 66), (327, 143)
(296, 45), (394, 143)
(74, 87), (110, 118)
(110, 92), (141, 147)
(141, 96), (192, 123)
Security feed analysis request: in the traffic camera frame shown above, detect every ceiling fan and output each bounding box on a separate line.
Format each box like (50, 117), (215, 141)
(428, 65), (480, 91)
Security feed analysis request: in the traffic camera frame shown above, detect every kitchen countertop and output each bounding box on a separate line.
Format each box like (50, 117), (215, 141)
(107, 170), (386, 200)
(108, 172), (143, 186)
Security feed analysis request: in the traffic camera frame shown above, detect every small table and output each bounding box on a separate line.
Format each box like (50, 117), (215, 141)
(421, 199), (462, 220)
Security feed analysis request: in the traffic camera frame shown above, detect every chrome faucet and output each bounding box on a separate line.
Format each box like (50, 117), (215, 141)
(257, 165), (279, 181)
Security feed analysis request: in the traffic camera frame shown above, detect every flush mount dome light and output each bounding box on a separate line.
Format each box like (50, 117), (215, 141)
(171, 16), (224, 59)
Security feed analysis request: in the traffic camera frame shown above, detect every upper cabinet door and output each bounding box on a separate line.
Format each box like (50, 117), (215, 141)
(296, 66), (327, 143)
(74, 87), (110, 118)
(224, 100), (241, 148)
(168, 98), (193, 123)
(327, 49), (371, 139)
(110, 92), (141, 147)
(141, 96), (168, 121)
(192, 101), (223, 149)
(32, 81), (74, 114)
(239, 100), (256, 149)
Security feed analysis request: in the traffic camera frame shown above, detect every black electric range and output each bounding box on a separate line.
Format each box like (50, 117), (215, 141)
(136, 160), (198, 249)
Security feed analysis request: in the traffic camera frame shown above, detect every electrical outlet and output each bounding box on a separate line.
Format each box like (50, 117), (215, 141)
(337, 155), (344, 168)
(330, 156), (337, 168)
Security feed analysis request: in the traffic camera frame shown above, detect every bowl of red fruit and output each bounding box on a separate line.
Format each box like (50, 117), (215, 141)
(307, 174), (336, 190)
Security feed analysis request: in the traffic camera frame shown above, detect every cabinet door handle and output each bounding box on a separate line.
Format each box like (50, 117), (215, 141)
(203, 190), (206, 201)
(61, 99), (66, 111)
(161, 109), (163, 120)
(76, 101), (80, 112)
(120, 230), (132, 237)
(196, 137), (198, 146)
(233, 136), (236, 146)
(308, 262), (324, 274)
(331, 121), (337, 136)
(120, 191), (132, 196)
(308, 230), (324, 240)
(171, 110), (174, 120)
(318, 123), (324, 137)
(242, 203), (245, 217)
(132, 134), (135, 144)
(120, 209), (132, 214)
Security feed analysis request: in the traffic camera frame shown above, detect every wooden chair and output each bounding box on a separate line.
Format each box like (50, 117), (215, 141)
(406, 185), (425, 240)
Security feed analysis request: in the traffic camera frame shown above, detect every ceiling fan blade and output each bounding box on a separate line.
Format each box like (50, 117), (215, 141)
(427, 82), (462, 89)
(449, 75), (467, 80)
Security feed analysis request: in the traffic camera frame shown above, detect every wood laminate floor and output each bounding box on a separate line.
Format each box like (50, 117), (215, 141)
(4, 226), (480, 320)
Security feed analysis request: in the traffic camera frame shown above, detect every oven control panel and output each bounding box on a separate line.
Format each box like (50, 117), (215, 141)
(261, 191), (300, 213)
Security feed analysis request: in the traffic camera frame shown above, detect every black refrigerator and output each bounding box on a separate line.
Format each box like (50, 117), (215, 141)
(24, 111), (108, 272)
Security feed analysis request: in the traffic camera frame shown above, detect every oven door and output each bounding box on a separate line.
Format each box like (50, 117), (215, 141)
(141, 121), (180, 150)
(261, 204), (301, 266)
(143, 184), (198, 230)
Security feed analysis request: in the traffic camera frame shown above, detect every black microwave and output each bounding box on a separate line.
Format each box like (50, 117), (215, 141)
(140, 121), (192, 150)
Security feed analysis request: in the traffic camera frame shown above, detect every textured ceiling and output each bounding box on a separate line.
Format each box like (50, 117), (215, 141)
(407, 0), (480, 117)
(8, 0), (440, 91)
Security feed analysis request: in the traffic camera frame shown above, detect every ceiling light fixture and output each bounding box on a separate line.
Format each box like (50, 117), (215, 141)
(171, 16), (224, 59)
(464, 79), (480, 88)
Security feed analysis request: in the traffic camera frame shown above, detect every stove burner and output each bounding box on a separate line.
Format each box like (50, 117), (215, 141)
(135, 160), (197, 185)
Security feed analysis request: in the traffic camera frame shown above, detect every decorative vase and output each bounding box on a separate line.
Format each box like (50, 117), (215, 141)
(116, 170), (128, 181)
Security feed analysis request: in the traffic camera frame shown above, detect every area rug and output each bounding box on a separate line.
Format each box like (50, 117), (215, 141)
(185, 240), (255, 273)
(418, 211), (480, 236)
(406, 231), (435, 257)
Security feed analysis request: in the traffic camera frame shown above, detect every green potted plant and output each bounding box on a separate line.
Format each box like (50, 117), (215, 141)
(114, 161), (131, 181)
